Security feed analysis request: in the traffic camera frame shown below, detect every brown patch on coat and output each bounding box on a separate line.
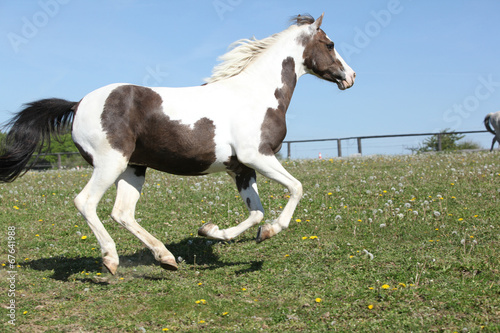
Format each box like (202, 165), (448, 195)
(74, 142), (94, 166)
(101, 85), (217, 175)
(301, 29), (346, 84)
(258, 57), (297, 156)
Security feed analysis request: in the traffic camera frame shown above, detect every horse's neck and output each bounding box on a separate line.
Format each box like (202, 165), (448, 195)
(240, 36), (305, 114)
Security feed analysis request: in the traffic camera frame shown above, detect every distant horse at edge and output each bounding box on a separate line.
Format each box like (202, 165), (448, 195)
(0, 14), (355, 274)
(484, 111), (500, 151)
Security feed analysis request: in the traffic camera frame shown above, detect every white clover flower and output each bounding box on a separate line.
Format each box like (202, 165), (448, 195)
(380, 223), (386, 228)
(433, 211), (441, 217)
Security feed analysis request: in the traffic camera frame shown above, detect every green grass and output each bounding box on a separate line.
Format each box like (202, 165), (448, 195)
(1, 152), (499, 332)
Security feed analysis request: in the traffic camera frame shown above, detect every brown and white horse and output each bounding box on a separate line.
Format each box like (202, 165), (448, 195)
(0, 14), (355, 274)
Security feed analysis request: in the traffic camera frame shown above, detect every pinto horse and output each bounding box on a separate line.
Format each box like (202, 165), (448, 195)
(0, 14), (355, 274)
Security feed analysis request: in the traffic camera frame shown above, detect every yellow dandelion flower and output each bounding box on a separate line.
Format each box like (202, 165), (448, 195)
(222, 312), (229, 316)
(198, 282), (203, 286)
(328, 192), (333, 196)
(381, 284), (390, 289)
(23, 311), (28, 315)
(241, 288), (247, 291)
(199, 320), (205, 324)
(35, 234), (39, 237)
(399, 283), (406, 288)
(81, 236), (87, 240)
(309, 236), (318, 239)
(368, 287), (374, 290)
(302, 236), (308, 240)
(13, 206), (19, 210)
(315, 298), (322, 303)
(296, 218), (302, 222)
(195, 300), (201, 304)
(458, 218), (463, 221)
(96, 273), (101, 276)
(162, 329), (169, 331)
(368, 304), (374, 309)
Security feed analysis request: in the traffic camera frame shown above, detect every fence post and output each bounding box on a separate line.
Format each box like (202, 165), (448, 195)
(437, 134), (442, 151)
(337, 139), (342, 157)
(57, 153), (62, 169)
(357, 138), (362, 155)
(287, 142), (291, 159)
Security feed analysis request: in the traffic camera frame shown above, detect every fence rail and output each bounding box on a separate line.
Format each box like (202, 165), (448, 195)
(32, 130), (491, 168)
(283, 130), (489, 159)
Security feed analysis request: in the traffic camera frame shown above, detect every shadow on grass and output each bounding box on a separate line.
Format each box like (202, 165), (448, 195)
(24, 237), (263, 281)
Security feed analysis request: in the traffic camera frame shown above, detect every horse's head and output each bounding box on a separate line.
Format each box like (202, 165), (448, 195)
(300, 13), (356, 90)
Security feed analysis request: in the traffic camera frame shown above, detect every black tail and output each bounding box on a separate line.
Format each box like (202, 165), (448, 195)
(484, 113), (496, 135)
(0, 98), (78, 182)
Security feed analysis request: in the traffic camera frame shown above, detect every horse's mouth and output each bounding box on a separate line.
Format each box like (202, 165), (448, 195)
(336, 75), (355, 91)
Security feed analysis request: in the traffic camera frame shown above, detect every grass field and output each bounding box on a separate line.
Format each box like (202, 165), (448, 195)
(1, 152), (499, 332)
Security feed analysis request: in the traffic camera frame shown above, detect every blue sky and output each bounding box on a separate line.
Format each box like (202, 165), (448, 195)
(1, 0), (500, 158)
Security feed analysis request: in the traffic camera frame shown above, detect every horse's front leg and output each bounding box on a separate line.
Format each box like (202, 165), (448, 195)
(198, 167), (264, 240)
(243, 155), (302, 243)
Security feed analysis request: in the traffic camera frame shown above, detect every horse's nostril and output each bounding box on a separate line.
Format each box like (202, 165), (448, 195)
(353, 72), (357, 78)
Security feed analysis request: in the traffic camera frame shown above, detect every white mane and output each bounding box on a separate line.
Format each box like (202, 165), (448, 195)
(205, 33), (283, 84)
(205, 15), (315, 84)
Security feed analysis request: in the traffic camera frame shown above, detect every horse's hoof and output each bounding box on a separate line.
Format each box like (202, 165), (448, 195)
(198, 222), (217, 238)
(160, 256), (178, 271)
(256, 224), (274, 243)
(102, 257), (118, 275)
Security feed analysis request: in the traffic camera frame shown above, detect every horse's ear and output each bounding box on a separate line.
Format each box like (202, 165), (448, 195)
(311, 13), (324, 31)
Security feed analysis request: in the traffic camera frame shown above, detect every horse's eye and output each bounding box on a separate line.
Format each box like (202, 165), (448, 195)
(326, 43), (334, 51)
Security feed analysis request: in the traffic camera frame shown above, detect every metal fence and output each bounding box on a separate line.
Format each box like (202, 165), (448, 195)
(32, 130), (492, 168)
(283, 130), (490, 159)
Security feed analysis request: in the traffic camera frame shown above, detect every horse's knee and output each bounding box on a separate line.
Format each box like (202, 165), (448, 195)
(290, 180), (303, 199)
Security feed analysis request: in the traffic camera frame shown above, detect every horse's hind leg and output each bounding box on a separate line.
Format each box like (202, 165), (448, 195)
(198, 166), (264, 241)
(111, 166), (177, 271)
(74, 158), (128, 275)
